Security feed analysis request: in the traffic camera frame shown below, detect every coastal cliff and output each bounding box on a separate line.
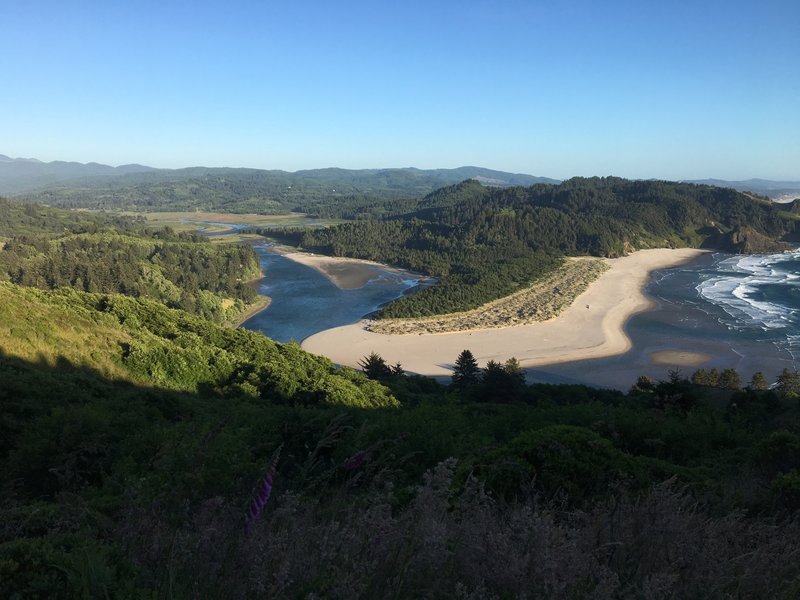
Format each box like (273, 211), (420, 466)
(716, 226), (791, 254)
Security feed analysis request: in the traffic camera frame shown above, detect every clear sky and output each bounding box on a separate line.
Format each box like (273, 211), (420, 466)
(2, 0), (798, 180)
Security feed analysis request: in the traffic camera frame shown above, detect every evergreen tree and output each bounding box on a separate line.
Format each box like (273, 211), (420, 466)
(719, 368), (742, 390)
(691, 369), (710, 386)
(504, 357), (526, 386)
(358, 352), (392, 380)
(479, 359), (526, 403)
(749, 371), (769, 391)
(777, 369), (800, 399)
(390, 362), (405, 377)
(452, 349), (480, 388)
(630, 374), (655, 393)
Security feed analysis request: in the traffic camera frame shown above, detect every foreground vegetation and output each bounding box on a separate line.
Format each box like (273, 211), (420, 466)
(3, 281), (800, 597)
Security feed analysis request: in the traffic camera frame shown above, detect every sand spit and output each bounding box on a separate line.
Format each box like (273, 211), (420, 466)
(301, 248), (708, 377)
(368, 259), (609, 334)
(281, 251), (423, 290)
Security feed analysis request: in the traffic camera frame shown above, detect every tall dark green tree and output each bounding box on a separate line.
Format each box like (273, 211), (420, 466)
(479, 359), (526, 403)
(452, 349), (480, 388)
(719, 368), (742, 391)
(359, 352), (392, 380)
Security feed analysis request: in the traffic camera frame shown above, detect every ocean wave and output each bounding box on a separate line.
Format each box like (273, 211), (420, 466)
(696, 250), (800, 335)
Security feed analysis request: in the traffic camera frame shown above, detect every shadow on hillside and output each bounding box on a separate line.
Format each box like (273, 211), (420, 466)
(0, 347), (222, 426)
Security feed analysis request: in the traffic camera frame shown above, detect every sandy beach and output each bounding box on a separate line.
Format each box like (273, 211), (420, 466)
(301, 248), (708, 377)
(282, 251), (426, 289)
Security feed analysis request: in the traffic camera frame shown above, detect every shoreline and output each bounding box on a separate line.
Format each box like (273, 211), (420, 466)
(232, 241), (430, 330)
(367, 258), (609, 334)
(301, 248), (709, 377)
(230, 295), (271, 327)
(229, 239), (271, 327)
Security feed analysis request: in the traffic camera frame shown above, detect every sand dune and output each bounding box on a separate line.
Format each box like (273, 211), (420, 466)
(301, 248), (708, 377)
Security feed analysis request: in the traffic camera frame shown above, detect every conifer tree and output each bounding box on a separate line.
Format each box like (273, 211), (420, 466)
(749, 371), (769, 391)
(452, 349), (479, 388)
(358, 352), (391, 380)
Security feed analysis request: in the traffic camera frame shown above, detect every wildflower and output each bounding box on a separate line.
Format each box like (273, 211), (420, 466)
(342, 450), (368, 471)
(244, 444), (282, 534)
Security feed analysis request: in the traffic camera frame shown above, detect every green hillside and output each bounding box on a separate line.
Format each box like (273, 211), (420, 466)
(284, 178), (800, 318)
(3, 279), (800, 597)
(0, 198), (263, 323)
(0, 282), (395, 406)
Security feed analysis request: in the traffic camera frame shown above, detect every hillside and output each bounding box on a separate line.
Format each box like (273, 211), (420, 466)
(0, 198), (263, 323)
(283, 177), (800, 318)
(3, 157), (557, 216)
(686, 177), (800, 200)
(3, 279), (800, 597)
(0, 281), (396, 407)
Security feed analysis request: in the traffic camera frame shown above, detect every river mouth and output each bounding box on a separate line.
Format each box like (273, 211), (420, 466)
(202, 215), (799, 388)
(241, 243), (430, 343)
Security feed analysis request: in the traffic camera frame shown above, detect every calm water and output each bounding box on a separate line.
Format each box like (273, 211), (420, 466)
(242, 243), (425, 343)
(530, 250), (800, 389)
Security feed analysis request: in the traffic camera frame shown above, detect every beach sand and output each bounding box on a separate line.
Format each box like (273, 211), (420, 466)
(282, 251), (424, 289)
(649, 350), (712, 367)
(301, 248), (708, 377)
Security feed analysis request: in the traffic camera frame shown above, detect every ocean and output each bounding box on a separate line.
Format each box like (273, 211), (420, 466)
(695, 251), (800, 362)
(531, 250), (800, 389)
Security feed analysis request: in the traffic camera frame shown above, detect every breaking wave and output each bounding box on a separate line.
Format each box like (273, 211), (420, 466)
(696, 250), (800, 358)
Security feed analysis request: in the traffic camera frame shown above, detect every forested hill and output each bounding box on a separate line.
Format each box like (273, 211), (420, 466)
(282, 177), (800, 318)
(7, 163), (556, 216)
(0, 281), (395, 407)
(0, 198), (262, 322)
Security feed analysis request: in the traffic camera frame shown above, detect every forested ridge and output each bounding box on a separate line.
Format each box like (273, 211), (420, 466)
(9, 165), (554, 217)
(277, 177), (800, 318)
(0, 198), (262, 322)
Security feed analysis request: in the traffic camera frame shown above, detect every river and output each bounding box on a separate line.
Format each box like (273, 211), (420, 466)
(241, 243), (426, 343)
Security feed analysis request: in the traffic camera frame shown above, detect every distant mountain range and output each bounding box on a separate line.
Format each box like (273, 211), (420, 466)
(2, 154), (798, 209)
(0, 154), (156, 194)
(684, 178), (800, 200)
(0, 155), (556, 197)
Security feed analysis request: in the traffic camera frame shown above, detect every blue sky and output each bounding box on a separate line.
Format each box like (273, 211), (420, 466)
(2, 0), (798, 179)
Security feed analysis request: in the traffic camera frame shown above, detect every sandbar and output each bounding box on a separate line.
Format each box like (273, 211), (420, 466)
(649, 350), (712, 367)
(281, 251), (423, 290)
(301, 248), (708, 377)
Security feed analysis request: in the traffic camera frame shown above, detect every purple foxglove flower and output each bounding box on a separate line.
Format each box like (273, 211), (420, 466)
(343, 450), (368, 471)
(244, 444), (282, 534)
